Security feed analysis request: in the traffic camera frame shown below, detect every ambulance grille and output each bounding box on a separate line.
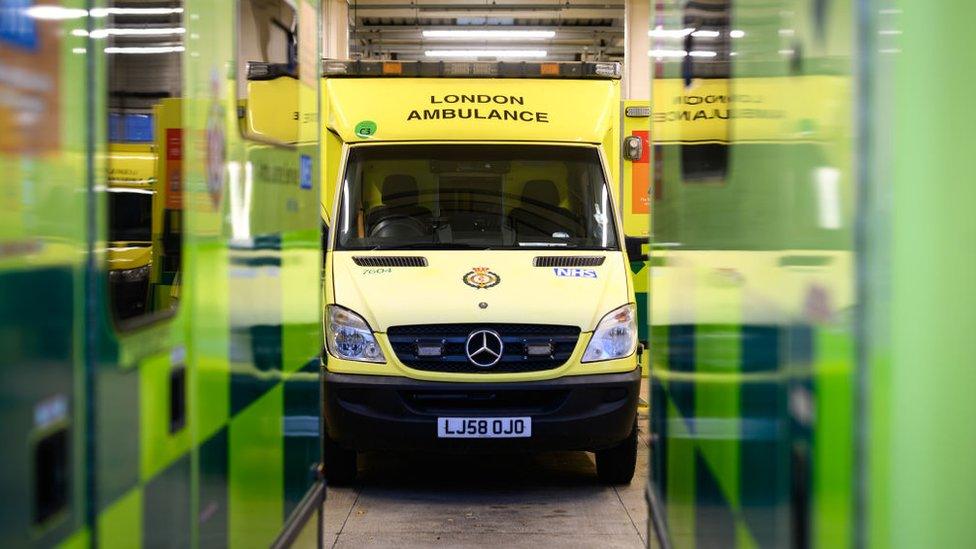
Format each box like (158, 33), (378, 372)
(387, 323), (580, 374)
(533, 256), (606, 267)
(352, 256), (428, 267)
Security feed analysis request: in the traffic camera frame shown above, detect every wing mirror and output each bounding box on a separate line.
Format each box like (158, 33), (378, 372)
(623, 135), (644, 161)
(240, 62), (302, 145)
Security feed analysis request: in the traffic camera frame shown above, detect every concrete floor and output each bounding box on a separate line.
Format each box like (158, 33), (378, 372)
(322, 416), (650, 548)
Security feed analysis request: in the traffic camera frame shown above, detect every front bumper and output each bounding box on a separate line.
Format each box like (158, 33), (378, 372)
(323, 368), (641, 453)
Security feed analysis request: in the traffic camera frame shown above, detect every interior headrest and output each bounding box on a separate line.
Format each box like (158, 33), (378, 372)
(520, 179), (560, 207)
(382, 174), (419, 203)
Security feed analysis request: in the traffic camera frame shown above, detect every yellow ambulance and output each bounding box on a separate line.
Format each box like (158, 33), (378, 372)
(284, 60), (643, 484)
(106, 143), (157, 321)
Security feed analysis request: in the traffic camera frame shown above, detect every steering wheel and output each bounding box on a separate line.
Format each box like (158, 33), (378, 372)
(369, 216), (428, 238)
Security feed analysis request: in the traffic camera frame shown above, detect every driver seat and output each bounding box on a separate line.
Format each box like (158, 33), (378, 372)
(365, 174), (432, 231)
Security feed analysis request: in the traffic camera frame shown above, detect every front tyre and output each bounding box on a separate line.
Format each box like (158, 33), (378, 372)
(323, 430), (358, 485)
(595, 421), (637, 485)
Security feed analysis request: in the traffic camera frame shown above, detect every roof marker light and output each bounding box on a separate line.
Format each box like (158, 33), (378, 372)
(592, 62), (620, 77)
(540, 63), (560, 76)
(625, 106), (651, 118)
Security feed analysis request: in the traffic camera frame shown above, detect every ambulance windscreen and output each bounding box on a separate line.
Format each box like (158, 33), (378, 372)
(334, 145), (618, 251)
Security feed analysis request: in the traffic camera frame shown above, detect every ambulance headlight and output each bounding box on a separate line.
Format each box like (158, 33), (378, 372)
(108, 264), (150, 283)
(326, 305), (386, 363)
(582, 304), (638, 362)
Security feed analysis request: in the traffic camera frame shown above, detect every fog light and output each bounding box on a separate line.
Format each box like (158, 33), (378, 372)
(526, 342), (553, 356)
(416, 342), (444, 357)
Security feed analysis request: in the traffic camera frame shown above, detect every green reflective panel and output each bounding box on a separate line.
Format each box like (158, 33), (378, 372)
(0, 0), (89, 544)
(1, 0), (322, 546)
(647, 1), (856, 547)
(868, 1), (976, 547)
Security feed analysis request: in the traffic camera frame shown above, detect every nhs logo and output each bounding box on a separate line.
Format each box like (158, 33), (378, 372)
(299, 154), (313, 190)
(553, 267), (597, 279)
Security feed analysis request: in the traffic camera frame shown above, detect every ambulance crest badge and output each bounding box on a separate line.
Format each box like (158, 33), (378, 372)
(463, 267), (500, 289)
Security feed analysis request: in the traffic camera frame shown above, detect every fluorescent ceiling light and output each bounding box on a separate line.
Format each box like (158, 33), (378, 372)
(90, 7), (184, 17)
(648, 27), (694, 38)
(26, 6), (88, 20)
(648, 49), (687, 58)
(690, 30), (720, 38)
(423, 30), (555, 39)
(26, 6), (183, 20)
(689, 50), (717, 57)
(424, 49), (547, 58)
(75, 27), (186, 38)
(93, 27), (186, 38)
(730, 29), (745, 38)
(105, 45), (186, 54)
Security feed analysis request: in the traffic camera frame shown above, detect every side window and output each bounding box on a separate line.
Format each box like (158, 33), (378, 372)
(105, 0), (184, 326)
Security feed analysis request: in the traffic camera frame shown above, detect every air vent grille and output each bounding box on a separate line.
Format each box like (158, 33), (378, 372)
(352, 256), (428, 267)
(533, 256), (606, 267)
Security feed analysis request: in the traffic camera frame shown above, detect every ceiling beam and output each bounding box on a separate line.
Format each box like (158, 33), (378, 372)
(346, 0), (625, 9)
(350, 44), (623, 53)
(351, 25), (621, 31)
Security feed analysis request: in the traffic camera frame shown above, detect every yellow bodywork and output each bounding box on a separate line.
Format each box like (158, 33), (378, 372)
(108, 143), (157, 186)
(318, 76), (637, 382)
(318, 78), (623, 220)
(324, 248), (635, 382)
(107, 245), (152, 271)
(323, 78), (620, 144)
(651, 75), (849, 144)
(619, 100), (650, 238)
(242, 76), (319, 145)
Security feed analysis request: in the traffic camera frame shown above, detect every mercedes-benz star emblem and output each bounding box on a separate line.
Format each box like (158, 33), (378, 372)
(465, 330), (504, 368)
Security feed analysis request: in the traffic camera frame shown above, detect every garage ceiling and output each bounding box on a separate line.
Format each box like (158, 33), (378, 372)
(346, 0), (625, 61)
